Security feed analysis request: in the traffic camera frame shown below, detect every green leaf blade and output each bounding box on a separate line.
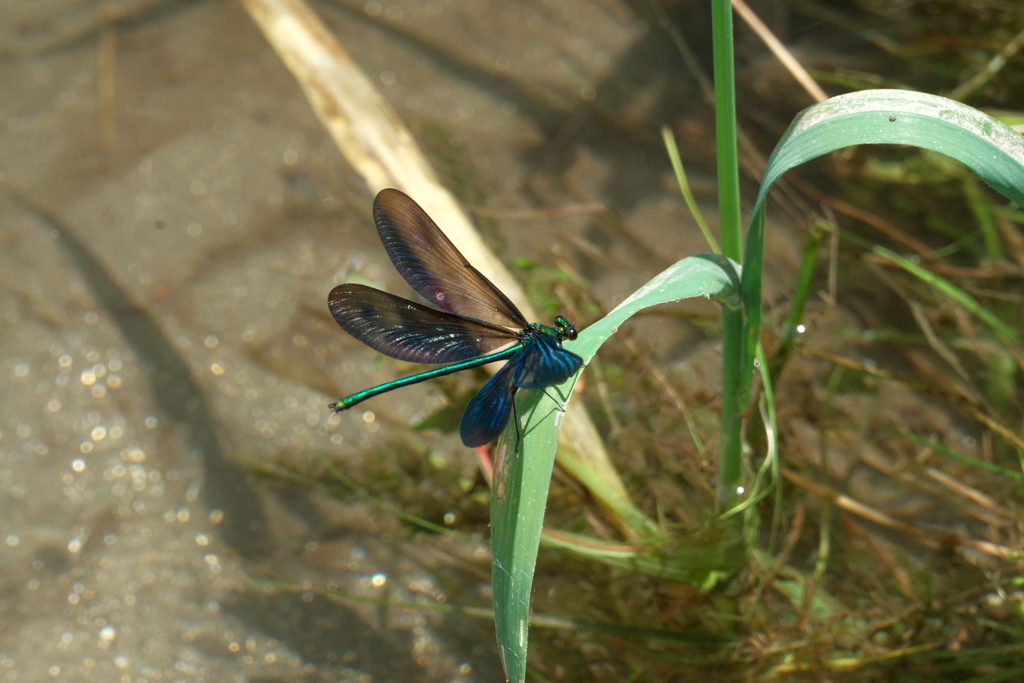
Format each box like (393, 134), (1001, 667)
(742, 89), (1024, 396)
(491, 254), (741, 683)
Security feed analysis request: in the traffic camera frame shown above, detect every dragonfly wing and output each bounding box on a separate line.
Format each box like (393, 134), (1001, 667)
(328, 284), (514, 364)
(374, 189), (529, 330)
(460, 359), (518, 447)
(513, 334), (583, 389)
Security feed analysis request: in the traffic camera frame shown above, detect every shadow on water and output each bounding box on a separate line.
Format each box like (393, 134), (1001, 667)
(223, 590), (424, 681)
(324, 0), (700, 217)
(11, 190), (271, 556)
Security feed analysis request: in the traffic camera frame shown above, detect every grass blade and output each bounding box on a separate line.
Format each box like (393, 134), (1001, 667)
(492, 254), (741, 682)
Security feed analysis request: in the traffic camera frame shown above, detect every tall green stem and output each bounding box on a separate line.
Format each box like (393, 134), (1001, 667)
(711, 0), (744, 505)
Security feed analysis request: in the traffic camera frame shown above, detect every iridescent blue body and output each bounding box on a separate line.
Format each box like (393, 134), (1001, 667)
(328, 189), (583, 447)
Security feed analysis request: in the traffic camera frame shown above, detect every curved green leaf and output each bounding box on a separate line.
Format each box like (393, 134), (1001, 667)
(741, 89), (1024, 395)
(491, 253), (740, 683)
